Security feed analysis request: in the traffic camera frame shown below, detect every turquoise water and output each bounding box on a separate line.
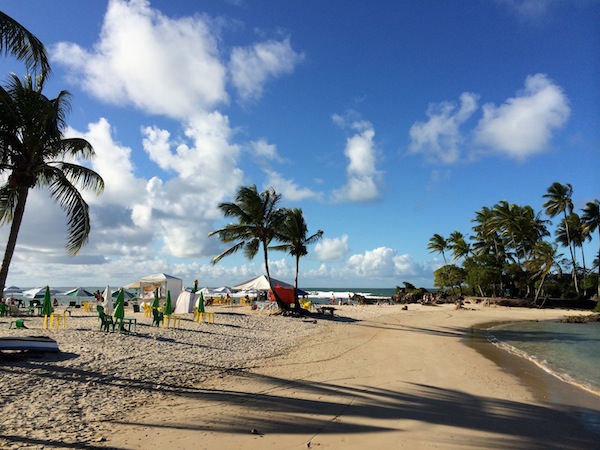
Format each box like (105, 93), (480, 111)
(486, 320), (600, 395)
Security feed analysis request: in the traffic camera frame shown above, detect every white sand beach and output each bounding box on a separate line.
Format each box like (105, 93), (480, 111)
(1, 302), (599, 449)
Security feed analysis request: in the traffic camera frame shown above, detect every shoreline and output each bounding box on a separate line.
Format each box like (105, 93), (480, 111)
(2, 303), (599, 449)
(465, 320), (600, 435)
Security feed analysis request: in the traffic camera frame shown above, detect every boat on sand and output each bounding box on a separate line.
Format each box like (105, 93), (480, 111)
(0, 336), (59, 352)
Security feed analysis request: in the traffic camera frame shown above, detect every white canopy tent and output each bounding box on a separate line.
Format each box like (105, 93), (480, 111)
(138, 273), (183, 300)
(174, 291), (198, 314)
(231, 275), (295, 291)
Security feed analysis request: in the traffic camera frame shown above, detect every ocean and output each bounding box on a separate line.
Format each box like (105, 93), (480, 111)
(485, 319), (600, 396)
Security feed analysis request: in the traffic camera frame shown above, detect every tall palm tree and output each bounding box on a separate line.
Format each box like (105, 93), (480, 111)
(270, 208), (323, 311)
(0, 11), (51, 81)
(427, 233), (448, 264)
(581, 199), (600, 297)
(447, 231), (470, 262)
(209, 185), (287, 308)
(543, 182), (579, 295)
(0, 74), (104, 297)
(525, 241), (559, 305)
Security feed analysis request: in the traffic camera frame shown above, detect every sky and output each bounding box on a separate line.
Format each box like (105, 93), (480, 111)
(0, 0), (598, 290)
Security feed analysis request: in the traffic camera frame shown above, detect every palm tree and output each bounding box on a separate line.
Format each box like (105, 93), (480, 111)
(543, 182), (579, 295)
(0, 11), (51, 81)
(427, 233), (448, 264)
(270, 208), (323, 311)
(0, 74), (104, 297)
(525, 241), (559, 305)
(209, 185), (287, 308)
(581, 199), (600, 297)
(447, 231), (470, 262)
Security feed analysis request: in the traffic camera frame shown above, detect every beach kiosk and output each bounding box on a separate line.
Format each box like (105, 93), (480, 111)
(137, 273), (183, 301)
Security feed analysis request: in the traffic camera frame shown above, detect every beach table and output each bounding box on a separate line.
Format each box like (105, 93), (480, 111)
(162, 315), (181, 329)
(115, 317), (137, 333)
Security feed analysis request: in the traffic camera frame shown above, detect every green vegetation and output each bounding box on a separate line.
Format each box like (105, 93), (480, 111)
(209, 185), (322, 312)
(0, 13), (103, 298)
(428, 183), (599, 301)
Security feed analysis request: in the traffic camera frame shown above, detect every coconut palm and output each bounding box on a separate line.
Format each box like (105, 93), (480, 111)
(0, 74), (104, 297)
(0, 11), (51, 81)
(427, 233), (448, 264)
(525, 241), (559, 305)
(581, 200), (600, 297)
(447, 231), (470, 262)
(209, 185), (287, 308)
(543, 182), (579, 295)
(270, 208), (323, 311)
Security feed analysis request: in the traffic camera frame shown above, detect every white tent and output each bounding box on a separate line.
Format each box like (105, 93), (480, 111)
(138, 273), (183, 300)
(231, 275), (295, 291)
(174, 291), (198, 314)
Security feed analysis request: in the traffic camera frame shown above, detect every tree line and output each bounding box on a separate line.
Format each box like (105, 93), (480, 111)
(428, 182), (599, 302)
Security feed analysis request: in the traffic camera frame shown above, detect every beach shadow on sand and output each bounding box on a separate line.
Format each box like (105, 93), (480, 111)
(107, 371), (600, 449)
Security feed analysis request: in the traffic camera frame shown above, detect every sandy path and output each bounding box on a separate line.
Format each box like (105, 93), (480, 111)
(105, 305), (600, 450)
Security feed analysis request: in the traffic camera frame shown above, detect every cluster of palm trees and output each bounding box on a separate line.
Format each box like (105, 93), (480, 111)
(0, 12), (104, 298)
(428, 182), (599, 301)
(209, 185), (323, 311)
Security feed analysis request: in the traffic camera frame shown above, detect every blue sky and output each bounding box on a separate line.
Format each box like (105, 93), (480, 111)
(0, 0), (598, 290)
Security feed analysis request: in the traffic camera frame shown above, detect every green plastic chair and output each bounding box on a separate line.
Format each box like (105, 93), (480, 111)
(10, 319), (28, 329)
(97, 305), (115, 332)
(152, 308), (164, 327)
(0, 303), (7, 317)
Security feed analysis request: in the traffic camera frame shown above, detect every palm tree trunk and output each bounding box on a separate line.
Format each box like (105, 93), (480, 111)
(263, 241), (287, 310)
(293, 255), (301, 311)
(0, 187), (29, 298)
(563, 211), (580, 296)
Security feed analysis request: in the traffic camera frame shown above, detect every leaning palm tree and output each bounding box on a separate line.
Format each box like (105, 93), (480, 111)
(0, 74), (104, 297)
(525, 241), (559, 305)
(447, 231), (470, 262)
(543, 182), (579, 295)
(209, 185), (287, 308)
(0, 11), (51, 81)
(581, 199), (600, 298)
(427, 233), (448, 264)
(270, 208), (323, 311)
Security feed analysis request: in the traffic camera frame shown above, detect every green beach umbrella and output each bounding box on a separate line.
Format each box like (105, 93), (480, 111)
(113, 289), (125, 319)
(152, 288), (160, 309)
(197, 291), (205, 314)
(41, 285), (53, 316)
(163, 290), (173, 316)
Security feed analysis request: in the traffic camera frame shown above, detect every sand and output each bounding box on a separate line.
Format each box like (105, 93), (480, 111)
(1, 302), (599, 449)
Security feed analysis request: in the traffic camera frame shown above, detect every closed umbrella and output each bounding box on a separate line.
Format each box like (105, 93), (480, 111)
(197, 291), (205, 314)
(163, 290), (173, 316)
(113, 289), (125, 320)
(151, 288), (160, 309)
(41, 286), (53, 328)
(103, 286), (113, 314)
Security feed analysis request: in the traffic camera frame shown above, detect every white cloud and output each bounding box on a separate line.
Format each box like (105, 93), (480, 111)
(53, 0), (227, 119)
(497, 0), (559, 20)
(332, 120), (382, 203)
(229, 37), (304, 101)
(251, 139), (282, 162)
(474, 73), (570, 159)
(314, 235), (349, 261)
(347, 247), (418, 278)
(408, 92), (478, 164)
(263, 170), (322, 202)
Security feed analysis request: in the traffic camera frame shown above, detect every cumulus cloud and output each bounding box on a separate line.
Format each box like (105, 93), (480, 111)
(347, 247), (418, 278)
(473, 73), (570, 159)
(53, 0), (227, 119)
(314, 235), (349, 261)
(408, 92), (478, 164)
(496, 0), (559, 20)
(263, 170), (323, 202)
(409, 74), (569, 163)
(332, 118), (382, 203)
(229, 37), (304, 101)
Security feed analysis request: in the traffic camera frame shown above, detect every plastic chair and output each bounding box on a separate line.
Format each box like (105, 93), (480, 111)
(152, 308), (164, 327)
(97, 305), (115, 332)
(0, 303), (7, 317)
(10, 319), (28, 329)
